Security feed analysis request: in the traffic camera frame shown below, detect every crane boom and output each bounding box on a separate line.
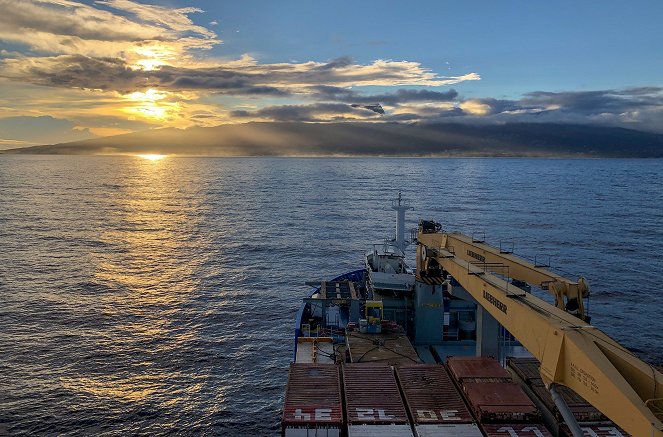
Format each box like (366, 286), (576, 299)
(440, 232), (590, 321)
(417, 226), (663, 437)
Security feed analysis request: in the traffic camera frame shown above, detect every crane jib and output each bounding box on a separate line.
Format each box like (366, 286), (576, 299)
(417, 224), (663, 436)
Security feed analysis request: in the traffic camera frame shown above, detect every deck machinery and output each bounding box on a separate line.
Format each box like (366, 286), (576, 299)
(285, 196), (662, 437)
(417, 221), (663, 437)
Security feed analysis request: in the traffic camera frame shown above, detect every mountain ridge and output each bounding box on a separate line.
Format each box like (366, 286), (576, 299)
(3, 121), (663, 157)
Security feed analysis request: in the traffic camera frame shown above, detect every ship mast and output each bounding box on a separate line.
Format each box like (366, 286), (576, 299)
(391, 192), (411, 252)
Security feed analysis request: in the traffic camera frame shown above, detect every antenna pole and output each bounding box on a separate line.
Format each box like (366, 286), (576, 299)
(391, 192), (410, 252)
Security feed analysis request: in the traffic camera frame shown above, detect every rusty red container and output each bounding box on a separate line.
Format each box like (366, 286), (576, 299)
(447, 356), (512, 382)
(462, 381), (540, 423)
(343, 363), (409, 425)
(395, 364), (474, 424)
(481, 423), (553, 436)
(282, 363), (343, 436)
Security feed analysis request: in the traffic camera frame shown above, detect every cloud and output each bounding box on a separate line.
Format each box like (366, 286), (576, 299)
(2, 55), (142, 92)
(0, 0), (479, 94)
(97, 0), (216, 38)
(459, 100), (498, 116)
(309, 86), (459, 105)
(520, 88), (663, 115)
(2, 0), (660, 145)
(410, 87), (663, 132)
(0, 0), (163, 44)
(228, 87), (663, 133)
(0, 78), (222, 134)
(1, 54), (480, 95)
(232, 103), (378, 122)
(0, 0), (484, 143)
(0, 0), (218, 64)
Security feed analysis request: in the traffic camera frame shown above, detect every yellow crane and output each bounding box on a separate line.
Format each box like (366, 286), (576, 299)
(416, 221), (663, 437)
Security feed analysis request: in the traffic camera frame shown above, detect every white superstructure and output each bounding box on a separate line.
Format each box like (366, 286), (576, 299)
(365, 193), (415, 294)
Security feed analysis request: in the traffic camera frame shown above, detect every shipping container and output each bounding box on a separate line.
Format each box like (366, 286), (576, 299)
(462, 381), (540, 423)
(560, 423), (629, 437)
(395, 365), (475, 424)
(415, 423), (483, 437)
(347, 424), (414, 437)
(447, 356), (513, 382)
(282, 364), (343, 437)
(481, 423), (553, 436)
(396, 364), (483, 437)
(343, 363), (411, 427)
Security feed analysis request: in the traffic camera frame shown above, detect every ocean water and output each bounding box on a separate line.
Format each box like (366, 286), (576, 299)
(0, 155), (662, 436)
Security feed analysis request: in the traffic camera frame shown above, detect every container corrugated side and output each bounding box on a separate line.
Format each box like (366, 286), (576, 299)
(415, 423), (483, 437)
(481, 423), (553, 436)
(507, 358), (544, 386)
(347, 424), (414, 437)
(395, 364), (474, 424)
(530, 383), (605, 423)
(284, 429), (342, 437)
(446, 356), (512, 382)
(343, 363), (409, 425)
(462, 381), (540, 423)
(282, 364), (343, 437)
(560, 423), (630, 437)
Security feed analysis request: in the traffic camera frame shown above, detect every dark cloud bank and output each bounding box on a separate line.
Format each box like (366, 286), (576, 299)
(4, 54), (662, 133)
(5, 121), (663, 157)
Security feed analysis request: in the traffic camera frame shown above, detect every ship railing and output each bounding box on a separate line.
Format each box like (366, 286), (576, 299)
(467, 261), (526, 297)
(471, 231), (485, 243)
(300, 323), (345, 340)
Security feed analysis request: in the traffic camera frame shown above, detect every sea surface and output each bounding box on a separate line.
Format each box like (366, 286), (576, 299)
(1, 156), (662, 436)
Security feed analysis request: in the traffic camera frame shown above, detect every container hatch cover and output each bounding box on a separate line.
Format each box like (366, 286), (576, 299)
(343, 363), (409, 425)
(447, 356), (512, 381)
(396, 364), (475, 424)
(282, 364), (343, 429)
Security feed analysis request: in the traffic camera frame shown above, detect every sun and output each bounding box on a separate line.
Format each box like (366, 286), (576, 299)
(136, 154), (167, 161)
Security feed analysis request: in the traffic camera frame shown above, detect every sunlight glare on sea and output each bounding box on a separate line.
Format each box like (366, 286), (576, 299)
(0, 156), (661, 436)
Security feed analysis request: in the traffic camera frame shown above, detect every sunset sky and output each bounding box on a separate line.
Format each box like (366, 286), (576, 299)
(0, 0), (662, 148)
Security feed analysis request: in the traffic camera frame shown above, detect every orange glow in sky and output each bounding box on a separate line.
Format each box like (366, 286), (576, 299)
(136, 154), (167, 161)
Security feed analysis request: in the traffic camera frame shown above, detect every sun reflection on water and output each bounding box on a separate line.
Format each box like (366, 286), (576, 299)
(77, 158), (218, 410)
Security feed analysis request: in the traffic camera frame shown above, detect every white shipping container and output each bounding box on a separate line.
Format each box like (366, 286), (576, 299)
(415, 423), (483, 437)
(284, 427), (341, 437)
(347, 424), (414, 437)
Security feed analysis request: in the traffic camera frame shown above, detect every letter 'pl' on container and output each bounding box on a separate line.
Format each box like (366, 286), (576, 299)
(343, 363), (413, 437)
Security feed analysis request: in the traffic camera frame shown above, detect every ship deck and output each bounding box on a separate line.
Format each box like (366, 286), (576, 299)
(345, 331), (421, 366)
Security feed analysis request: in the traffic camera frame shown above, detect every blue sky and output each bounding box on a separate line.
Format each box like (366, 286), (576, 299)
(200, 0), (662, 95)
(0, 0), (661, 147)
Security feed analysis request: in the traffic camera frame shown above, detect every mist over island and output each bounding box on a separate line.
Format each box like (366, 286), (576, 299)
(4, 122), (663, 158)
